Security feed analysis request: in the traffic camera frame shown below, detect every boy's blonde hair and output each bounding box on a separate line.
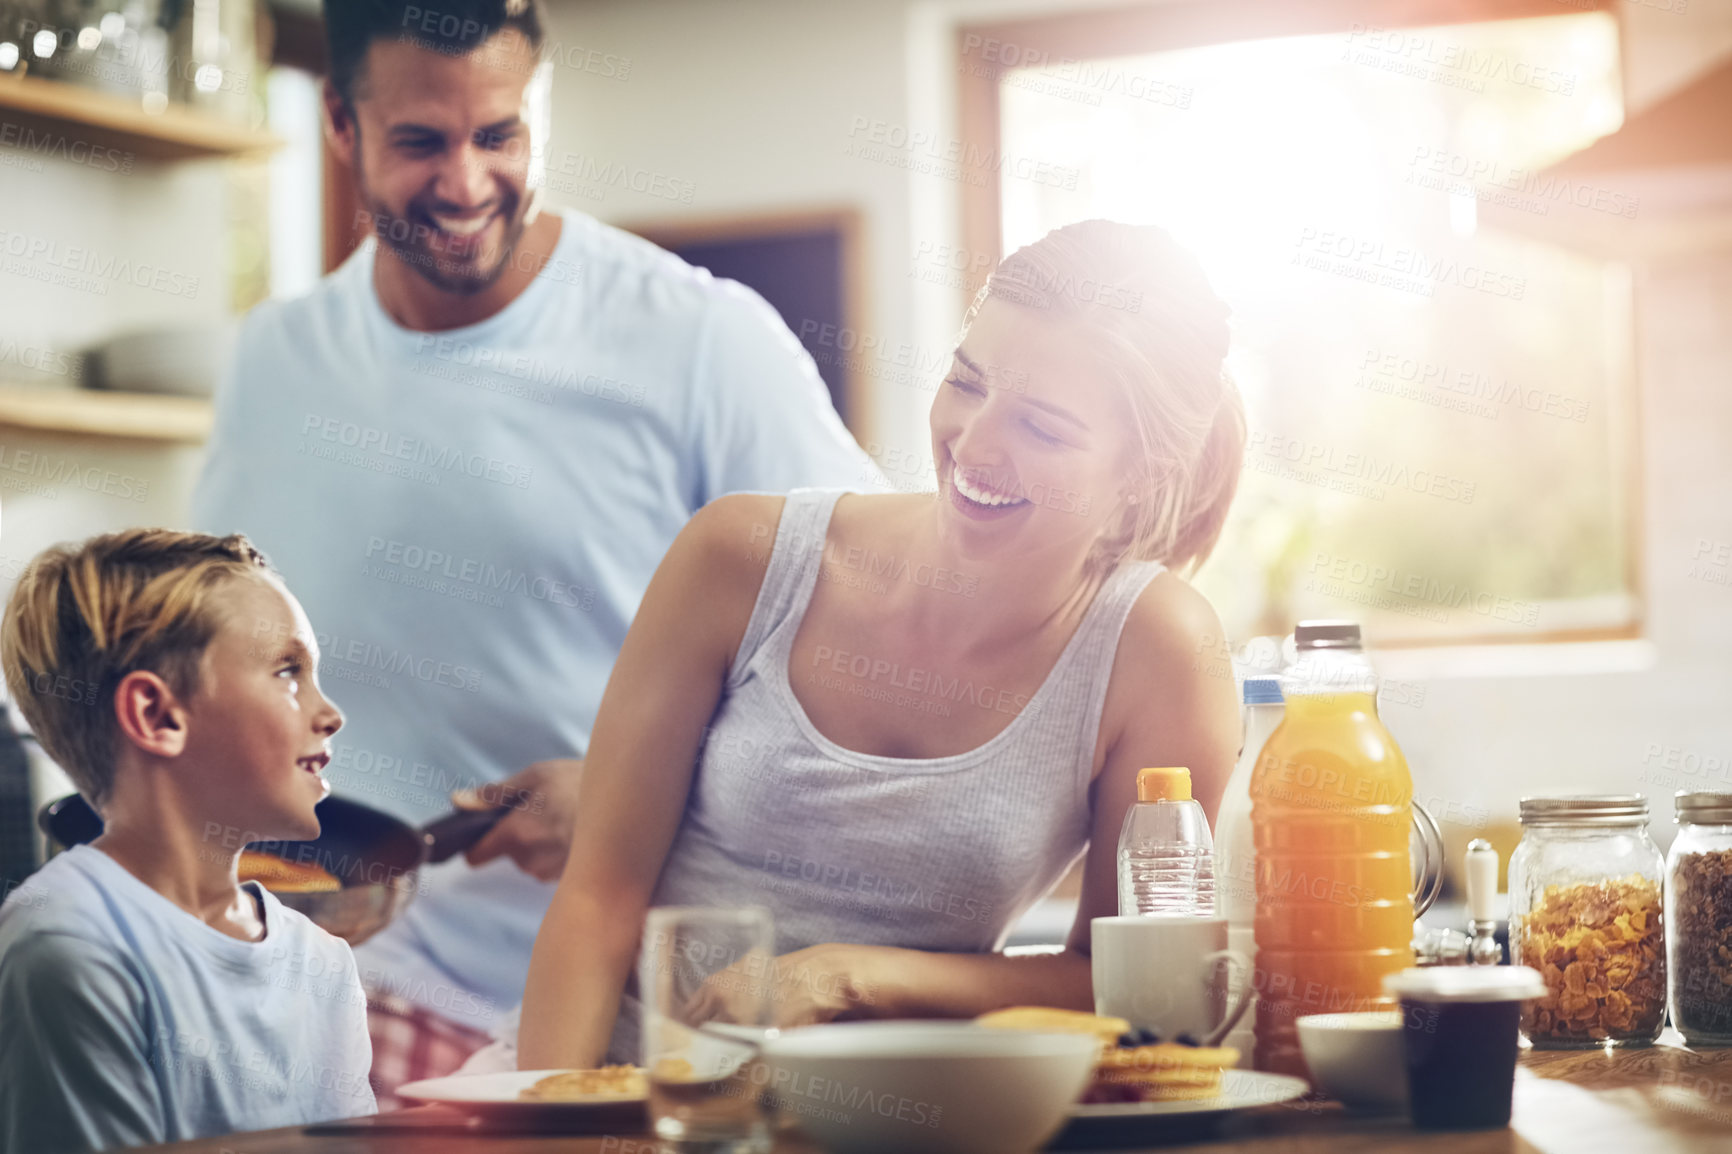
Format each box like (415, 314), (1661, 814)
(2, 529), (274, 807)
(971, 220), (1245, 577)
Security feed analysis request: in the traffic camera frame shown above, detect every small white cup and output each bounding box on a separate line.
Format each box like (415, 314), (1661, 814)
(1296, 1011), (1408, 1113)
(1091, 915), (1251, 1043)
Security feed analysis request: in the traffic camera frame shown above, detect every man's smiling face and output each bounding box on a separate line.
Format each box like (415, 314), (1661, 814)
(338, 29), (543, 296)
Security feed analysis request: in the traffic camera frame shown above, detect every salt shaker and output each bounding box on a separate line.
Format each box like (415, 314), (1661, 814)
(1466, 838), (1502, 966)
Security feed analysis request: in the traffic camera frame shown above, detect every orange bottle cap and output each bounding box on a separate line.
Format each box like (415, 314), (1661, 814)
(1137, 767), (1192, 802)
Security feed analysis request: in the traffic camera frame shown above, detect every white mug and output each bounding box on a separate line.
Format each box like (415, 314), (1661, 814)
(1091, 915), (1252, 1045)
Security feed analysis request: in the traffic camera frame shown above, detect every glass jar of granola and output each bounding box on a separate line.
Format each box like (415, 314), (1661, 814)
(1666, 791), (1732, 1045)
(1509, 795), (1665, 1048)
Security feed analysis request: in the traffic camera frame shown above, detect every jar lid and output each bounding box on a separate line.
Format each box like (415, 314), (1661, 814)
(1383, 966), (1547, 1003)
(1675, 791), (1732, 825)
(1294, 620), (1361, 650)
(1518, 794), (1648, 826)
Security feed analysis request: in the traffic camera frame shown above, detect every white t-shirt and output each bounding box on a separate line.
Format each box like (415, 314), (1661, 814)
(193, 209), (881, 1033)
(0, 847), (375, 1153)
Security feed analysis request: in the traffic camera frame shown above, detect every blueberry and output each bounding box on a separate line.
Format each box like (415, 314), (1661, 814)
(1136, 1027), (1162, 1046)
(1116, 1032), (1139, 1049)
(1175, 1032), (1201, 1047)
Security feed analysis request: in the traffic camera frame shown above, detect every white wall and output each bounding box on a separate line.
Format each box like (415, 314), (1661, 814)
(536, 0), (925, 451)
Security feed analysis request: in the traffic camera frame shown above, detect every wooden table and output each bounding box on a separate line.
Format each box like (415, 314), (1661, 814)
(138, 1038), (1732, 1154)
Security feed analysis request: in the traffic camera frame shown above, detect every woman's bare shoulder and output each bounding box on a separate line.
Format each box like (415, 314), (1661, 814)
(1094, 570), (1239, 783)
(1105, 570), (1239, 728)
(679, 493), (788, 588)
(1122, 570), (1229, 663)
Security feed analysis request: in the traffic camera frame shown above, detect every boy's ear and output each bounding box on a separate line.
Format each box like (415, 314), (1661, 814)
(112, 671), (191, 759)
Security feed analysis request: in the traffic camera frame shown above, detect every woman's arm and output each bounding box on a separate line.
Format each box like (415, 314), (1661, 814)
(780, 575), (1240, 1023)
(517, 494), (783, 1069)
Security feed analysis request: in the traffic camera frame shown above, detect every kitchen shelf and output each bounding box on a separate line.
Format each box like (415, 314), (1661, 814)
(0, 74), (279, 161)
(0, 383), (211, 442)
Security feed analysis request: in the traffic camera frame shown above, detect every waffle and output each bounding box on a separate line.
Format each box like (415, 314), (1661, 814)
(975, 1006), (1129, 1050)
(976, 1007), (1238, 1104)
(1090, 1041), (1240, 1102)
(518, 1065), (648, 1102)
(237, 851), (341, 893)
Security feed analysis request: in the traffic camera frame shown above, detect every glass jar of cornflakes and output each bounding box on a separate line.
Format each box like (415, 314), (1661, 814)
(1666, 791), (1732, 1045)
(1509, 795), (1665, 1048)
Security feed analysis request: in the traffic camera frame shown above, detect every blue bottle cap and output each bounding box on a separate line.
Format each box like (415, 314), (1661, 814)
(1243, 676), (1284, 705)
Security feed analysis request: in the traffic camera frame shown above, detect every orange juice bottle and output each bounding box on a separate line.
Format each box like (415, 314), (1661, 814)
(1250, 621), (1414, 1078)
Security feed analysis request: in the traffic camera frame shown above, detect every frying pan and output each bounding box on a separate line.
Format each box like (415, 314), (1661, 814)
(37, 794), (506, 945)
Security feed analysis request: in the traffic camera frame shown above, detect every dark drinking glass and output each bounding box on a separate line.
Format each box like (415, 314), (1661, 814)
(1385, 966), (1546, 1131)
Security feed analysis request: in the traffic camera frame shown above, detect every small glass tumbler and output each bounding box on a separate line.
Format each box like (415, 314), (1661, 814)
(640, 906), (776, 1154)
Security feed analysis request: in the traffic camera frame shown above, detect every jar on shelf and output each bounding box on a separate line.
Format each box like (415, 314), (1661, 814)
(1666, 791), (1732, 1045)
(166, 0), (257, 125)
(1508, 795), (1665, 1048)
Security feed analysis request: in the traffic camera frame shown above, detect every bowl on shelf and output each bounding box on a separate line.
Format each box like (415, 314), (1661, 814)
(85, 324), (236, 398)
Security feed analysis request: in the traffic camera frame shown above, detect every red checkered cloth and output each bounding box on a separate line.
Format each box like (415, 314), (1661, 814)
(366, 991), (494, 1111)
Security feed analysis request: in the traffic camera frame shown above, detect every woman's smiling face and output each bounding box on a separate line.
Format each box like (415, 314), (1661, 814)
(928, 295), (1138, 567)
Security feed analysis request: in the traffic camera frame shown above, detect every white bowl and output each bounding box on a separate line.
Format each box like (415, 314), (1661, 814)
(88, 324), (237, 397)
(760, 1021), (1096, 1154)
(1296, 1011), (1408, 1114)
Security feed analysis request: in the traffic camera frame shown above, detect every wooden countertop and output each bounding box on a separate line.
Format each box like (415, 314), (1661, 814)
(134, 1038), (1732, 1154)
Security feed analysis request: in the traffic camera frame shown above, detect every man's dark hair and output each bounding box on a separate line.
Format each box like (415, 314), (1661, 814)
(324, 0), (546, 106)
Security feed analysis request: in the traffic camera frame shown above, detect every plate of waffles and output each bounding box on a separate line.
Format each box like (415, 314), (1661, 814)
(976, 1008), (1308, 1146)
(396, 1066), (648, 1127)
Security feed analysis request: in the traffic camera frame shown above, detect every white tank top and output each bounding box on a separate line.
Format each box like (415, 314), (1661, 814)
(610, 488), (1162, 1060)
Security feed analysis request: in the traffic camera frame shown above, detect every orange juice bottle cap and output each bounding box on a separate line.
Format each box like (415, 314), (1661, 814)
(1137, 767), (1191, 802)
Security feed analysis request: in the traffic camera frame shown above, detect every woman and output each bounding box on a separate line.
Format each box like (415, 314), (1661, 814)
(519, 220), (1246, 1068)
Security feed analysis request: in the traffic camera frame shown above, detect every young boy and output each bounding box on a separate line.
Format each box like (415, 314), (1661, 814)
(0, 530), (377, 1153)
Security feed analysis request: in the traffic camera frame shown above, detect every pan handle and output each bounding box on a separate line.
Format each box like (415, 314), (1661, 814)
(38, 793), (103, 849)
(420, 806), (510, 865)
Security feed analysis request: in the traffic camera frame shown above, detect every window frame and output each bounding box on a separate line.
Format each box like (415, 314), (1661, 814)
(955, 0), (1644, 650)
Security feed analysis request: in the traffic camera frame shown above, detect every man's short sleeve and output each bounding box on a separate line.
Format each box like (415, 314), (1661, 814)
(0, 932), (164, 1154)
(692, 284), (888, 503)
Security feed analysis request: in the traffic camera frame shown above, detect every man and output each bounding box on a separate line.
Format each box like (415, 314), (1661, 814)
(194, 0), (878, 1099)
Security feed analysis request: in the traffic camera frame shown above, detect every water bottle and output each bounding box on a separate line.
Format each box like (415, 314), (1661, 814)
(1215, 676), (1285, 1064)
(1216, 676), (1285, 934)
(1117, 767), (1216, 917)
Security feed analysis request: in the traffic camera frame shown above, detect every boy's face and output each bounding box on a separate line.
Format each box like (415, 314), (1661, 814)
(182, 576), (343, 844)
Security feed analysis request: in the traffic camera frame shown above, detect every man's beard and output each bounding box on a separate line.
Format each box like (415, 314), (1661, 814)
(357, 172), (529, 297)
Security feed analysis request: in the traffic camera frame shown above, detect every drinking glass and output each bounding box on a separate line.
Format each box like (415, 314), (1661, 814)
(640, 906), (775, 1153)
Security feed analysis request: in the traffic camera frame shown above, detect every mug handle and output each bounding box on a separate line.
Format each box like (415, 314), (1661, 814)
(1411, 801), (1445, 918)
(1199, 948), (1254, 1049)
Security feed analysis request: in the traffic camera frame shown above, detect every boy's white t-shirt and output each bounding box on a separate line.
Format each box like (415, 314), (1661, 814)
(193, 209), (882, 1034)
(0, 846), (375, 1153)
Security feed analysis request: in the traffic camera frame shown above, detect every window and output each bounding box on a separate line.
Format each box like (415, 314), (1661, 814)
(979, 8), (1637, 646)
(267, 66), (326, 301)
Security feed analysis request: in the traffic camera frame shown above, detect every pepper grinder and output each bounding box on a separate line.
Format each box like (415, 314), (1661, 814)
(1465, 838), (1502, 965)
